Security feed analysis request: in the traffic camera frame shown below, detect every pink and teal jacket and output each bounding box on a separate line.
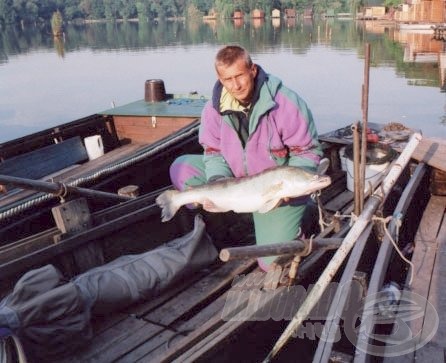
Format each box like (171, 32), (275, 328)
(199, 66), (323, 181)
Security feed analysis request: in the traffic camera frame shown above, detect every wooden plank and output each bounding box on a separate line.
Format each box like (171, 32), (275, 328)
(67, 260), (256, 363)
(158, 269), (275, 363)
(0, 228), (59, 263)
(411, 137), (446, 172)
(415, 200), (446, 359)
(113, 116), (198, 144)
(117, 284), (235, 362)
(324, 190), (354, 212)
(383, 196), (446, 362)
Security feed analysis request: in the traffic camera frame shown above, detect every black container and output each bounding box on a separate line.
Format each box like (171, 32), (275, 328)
(144, 79), (166, 102)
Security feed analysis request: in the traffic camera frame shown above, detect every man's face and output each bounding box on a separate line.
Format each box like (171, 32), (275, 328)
(216, 58), (257, 105)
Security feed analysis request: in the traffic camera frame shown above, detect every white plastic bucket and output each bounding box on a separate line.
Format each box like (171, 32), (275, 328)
(345, 158), (389, 194)
(339, 147), (347, 172)
(342, 143), (395, 194)
(84, 135), (104, 160)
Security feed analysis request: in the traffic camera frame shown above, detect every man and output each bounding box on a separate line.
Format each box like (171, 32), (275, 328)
(169, 45), (322, 271)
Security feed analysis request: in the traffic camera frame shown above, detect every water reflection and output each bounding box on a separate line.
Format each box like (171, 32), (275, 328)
(1, 19), (445, 78)
(53, 36), (65, 58)
(2, 18), (446, 89)
(0, 19), (368, 58)
(1, 17), (446, 140)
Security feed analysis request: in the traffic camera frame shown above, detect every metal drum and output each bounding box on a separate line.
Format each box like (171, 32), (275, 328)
(144, 79), (166, 102)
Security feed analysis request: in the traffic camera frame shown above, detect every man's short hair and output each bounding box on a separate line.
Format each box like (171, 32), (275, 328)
(215, 45), (253, 69)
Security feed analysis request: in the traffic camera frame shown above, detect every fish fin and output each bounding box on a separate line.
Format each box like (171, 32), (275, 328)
(258, 198), (281, 213)
(261, 181), (284, 199)
(317, 158), (330, 175)
(155, 189), (180, 222)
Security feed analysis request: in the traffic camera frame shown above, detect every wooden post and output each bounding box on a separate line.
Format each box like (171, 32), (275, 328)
(359, 43), (371, 212)
(52, 198), (104, 274)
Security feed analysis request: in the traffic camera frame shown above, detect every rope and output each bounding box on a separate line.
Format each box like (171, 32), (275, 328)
(328, 210), (413, 284)
(372, 214), (414, 285)
(55, 182), (68, 203)
(313, 191), (332, 232)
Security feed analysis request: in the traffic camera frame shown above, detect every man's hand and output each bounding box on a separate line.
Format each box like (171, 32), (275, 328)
(275, 197), (290, 208)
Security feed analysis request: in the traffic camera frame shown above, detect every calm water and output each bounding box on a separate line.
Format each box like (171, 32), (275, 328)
(1, 18), (446, 143)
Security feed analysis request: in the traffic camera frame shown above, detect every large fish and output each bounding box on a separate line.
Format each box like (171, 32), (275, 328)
(156, 166), (332, 222)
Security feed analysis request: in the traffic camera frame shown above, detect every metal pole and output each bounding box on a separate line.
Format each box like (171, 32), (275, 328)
(0, 174), (133, 202)
(219, 238), (343, 262)
(352, 122), (361, 215)
(262, 132), (422, 362)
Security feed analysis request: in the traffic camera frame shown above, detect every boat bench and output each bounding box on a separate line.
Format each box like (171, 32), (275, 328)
(0, 136), (89, 191)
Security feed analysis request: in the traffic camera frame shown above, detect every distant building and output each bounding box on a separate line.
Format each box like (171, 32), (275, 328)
(233, 10), (243, 19)
(272, 9), (281, 18)
(303, 7), (313, 19)
(285, 8), (297, 18)
(252, 9), (265, 19)
(394, 0), (445, 23)
(359, 6), (386, 20)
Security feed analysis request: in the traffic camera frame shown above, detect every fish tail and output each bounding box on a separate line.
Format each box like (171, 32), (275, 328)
(155, 189), (180, 222)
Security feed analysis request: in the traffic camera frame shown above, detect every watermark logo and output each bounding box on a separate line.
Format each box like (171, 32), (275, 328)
(344, 289), (439, 357)
(221, 272), (439, 357)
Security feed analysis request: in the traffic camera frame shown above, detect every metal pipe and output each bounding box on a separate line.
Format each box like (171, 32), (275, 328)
(352, 122), (361, 215)
(0, 174), (133, 202)
(219, 238), (343, 262)
(263, 132), (422, 362)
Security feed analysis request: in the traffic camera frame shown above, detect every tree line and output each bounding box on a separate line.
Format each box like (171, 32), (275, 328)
(0, 0), (365, 27)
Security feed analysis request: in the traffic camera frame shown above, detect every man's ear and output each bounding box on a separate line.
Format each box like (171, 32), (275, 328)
(251, 64), (258, 77)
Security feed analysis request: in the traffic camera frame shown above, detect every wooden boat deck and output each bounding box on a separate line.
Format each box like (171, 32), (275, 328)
(60, 259), (259, 363)
(384, 194), (446, 362)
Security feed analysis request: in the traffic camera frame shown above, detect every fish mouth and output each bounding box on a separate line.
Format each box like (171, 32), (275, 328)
(309, 175), (332, 193)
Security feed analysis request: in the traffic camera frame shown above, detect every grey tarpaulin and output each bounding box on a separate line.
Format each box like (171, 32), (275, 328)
(0, 265), (92, 361)
(73, 214), (218, 314)
(0, 214), (217, 361)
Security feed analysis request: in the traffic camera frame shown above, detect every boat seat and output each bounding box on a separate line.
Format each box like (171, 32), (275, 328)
(0, 136), (88, 192)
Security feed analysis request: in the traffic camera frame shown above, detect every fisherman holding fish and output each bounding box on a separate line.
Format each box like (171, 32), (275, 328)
(160, 45), (325, 271)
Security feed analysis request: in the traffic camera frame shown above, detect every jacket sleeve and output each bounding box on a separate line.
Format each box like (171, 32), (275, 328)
(280, 91), (323, 173)
(199, 103), (234, 182)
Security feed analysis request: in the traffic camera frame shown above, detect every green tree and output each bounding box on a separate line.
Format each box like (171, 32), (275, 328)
(13, 0), (40, 24)
(104, 0), (119, 20)
(0, 0), (17, 25)
(119, 0), (136, 19)
(88, 0), (105, 19)
(136, 0), (150, 21)
(214, 0), (233, 18)
(383, 0), (400, 8)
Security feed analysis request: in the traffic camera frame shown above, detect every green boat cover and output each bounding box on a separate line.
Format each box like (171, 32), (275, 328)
(99, 94), (208, 118)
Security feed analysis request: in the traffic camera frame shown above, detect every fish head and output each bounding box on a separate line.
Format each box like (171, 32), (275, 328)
(308, 174), (332, 192)
(284, 169), (332, 197)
